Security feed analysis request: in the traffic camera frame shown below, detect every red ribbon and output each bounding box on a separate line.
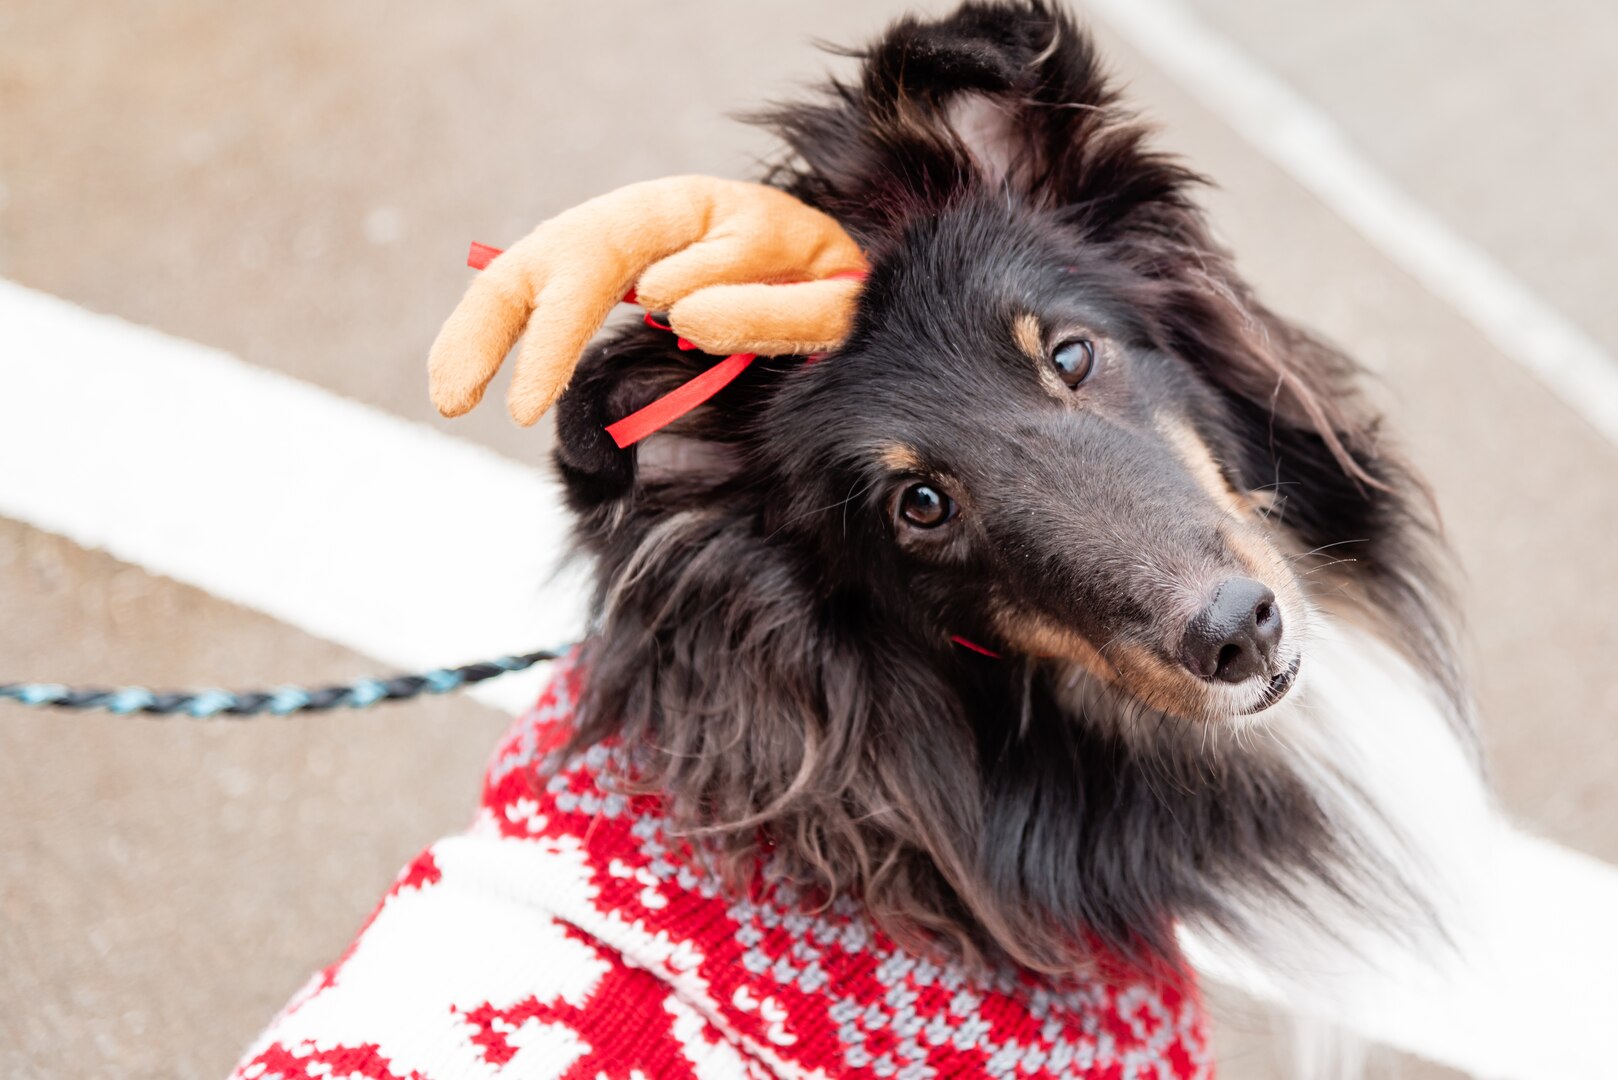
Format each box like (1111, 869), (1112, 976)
(950, 635), (1003, 659)
(604, 351), (759, 449)
(466, 242), (503, 271)
(466, 241), (764, 446)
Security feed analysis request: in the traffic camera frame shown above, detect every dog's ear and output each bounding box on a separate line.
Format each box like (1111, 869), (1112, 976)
(759, 1), (1197, 245)
(552, 324), (752, 516)
(1137, 240), (1387, 492)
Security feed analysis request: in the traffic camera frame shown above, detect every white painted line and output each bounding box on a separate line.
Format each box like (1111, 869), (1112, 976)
(5, 280), (1617, 1077)
(1086, 0), (1618, 450)
(0, 279), (588, 714)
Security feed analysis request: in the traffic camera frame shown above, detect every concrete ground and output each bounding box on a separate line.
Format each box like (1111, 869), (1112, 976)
(1, 1), (1614, 1076)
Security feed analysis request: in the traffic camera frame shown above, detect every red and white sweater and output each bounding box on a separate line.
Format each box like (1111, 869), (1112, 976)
(232, 660), (1214, 1079)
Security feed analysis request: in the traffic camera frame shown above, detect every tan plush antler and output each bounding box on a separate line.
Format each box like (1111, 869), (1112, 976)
(429, 175), (867, 426)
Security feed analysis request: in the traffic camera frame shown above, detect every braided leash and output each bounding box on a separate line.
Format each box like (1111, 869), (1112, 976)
(0, 648), (568, 718)
(3, 244), (884, 722)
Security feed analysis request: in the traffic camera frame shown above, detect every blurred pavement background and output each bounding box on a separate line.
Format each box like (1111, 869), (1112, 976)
(2, 2), (1616, 1076)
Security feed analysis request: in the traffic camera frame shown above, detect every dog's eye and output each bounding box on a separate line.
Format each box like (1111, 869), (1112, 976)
(1051, 339), (1096, 388)
(898, 484), (955, 528)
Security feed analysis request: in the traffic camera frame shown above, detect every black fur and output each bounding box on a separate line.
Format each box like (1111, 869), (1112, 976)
(548, 1), (1466, 974)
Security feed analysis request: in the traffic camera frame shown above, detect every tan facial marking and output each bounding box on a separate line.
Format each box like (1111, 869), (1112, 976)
(1014, 313), (1074, 398)
(1225, 526), (1281, 582)
(1155, 418), (1308, 636)
(999, 603), (1213, 720)
(1012, 312), (1045, 361)
(878, 443), (924, 474)
(992, 606), (1119, 685)
(1160, 417), (1252, 518)
(1106, 640), (1211, 720)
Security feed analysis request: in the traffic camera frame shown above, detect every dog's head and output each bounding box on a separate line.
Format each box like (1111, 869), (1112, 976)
(767, 202), (1314, 725)
(552, 1), (1454, 969)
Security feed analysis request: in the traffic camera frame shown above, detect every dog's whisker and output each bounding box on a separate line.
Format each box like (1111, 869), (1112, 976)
(1286, 538), (1372, 561)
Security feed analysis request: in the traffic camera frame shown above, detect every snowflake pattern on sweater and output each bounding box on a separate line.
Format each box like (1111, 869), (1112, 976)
(232, 660), (1214, 1079)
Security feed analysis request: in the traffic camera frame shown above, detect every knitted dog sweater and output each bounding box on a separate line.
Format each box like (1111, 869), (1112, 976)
(232, 660), (1213, 1079)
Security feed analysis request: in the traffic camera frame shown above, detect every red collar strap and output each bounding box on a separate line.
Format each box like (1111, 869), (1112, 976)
(950, 635), (1003, 659)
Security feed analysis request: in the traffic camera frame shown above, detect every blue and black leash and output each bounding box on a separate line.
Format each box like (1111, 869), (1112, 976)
(0, 647), (568, 718)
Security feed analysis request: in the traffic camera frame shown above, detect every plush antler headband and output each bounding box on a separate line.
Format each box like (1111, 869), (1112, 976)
(428, 176), (867, 442)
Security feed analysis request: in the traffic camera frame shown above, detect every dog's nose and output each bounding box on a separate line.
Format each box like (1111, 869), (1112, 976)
(1180, 578), (1282, 683)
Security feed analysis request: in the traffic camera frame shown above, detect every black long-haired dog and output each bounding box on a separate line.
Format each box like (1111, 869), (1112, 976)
(550, 1), (1479, 979)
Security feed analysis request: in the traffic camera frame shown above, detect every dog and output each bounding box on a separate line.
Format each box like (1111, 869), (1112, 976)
(556, 0), (1478, 973)
(235, 4), (1486, 1076)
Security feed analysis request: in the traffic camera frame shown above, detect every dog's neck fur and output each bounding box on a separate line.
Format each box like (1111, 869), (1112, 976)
(1166, 606), (1491, 1078)
(936, 594), (1478, 967)
(569, 496), (1482, 978)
